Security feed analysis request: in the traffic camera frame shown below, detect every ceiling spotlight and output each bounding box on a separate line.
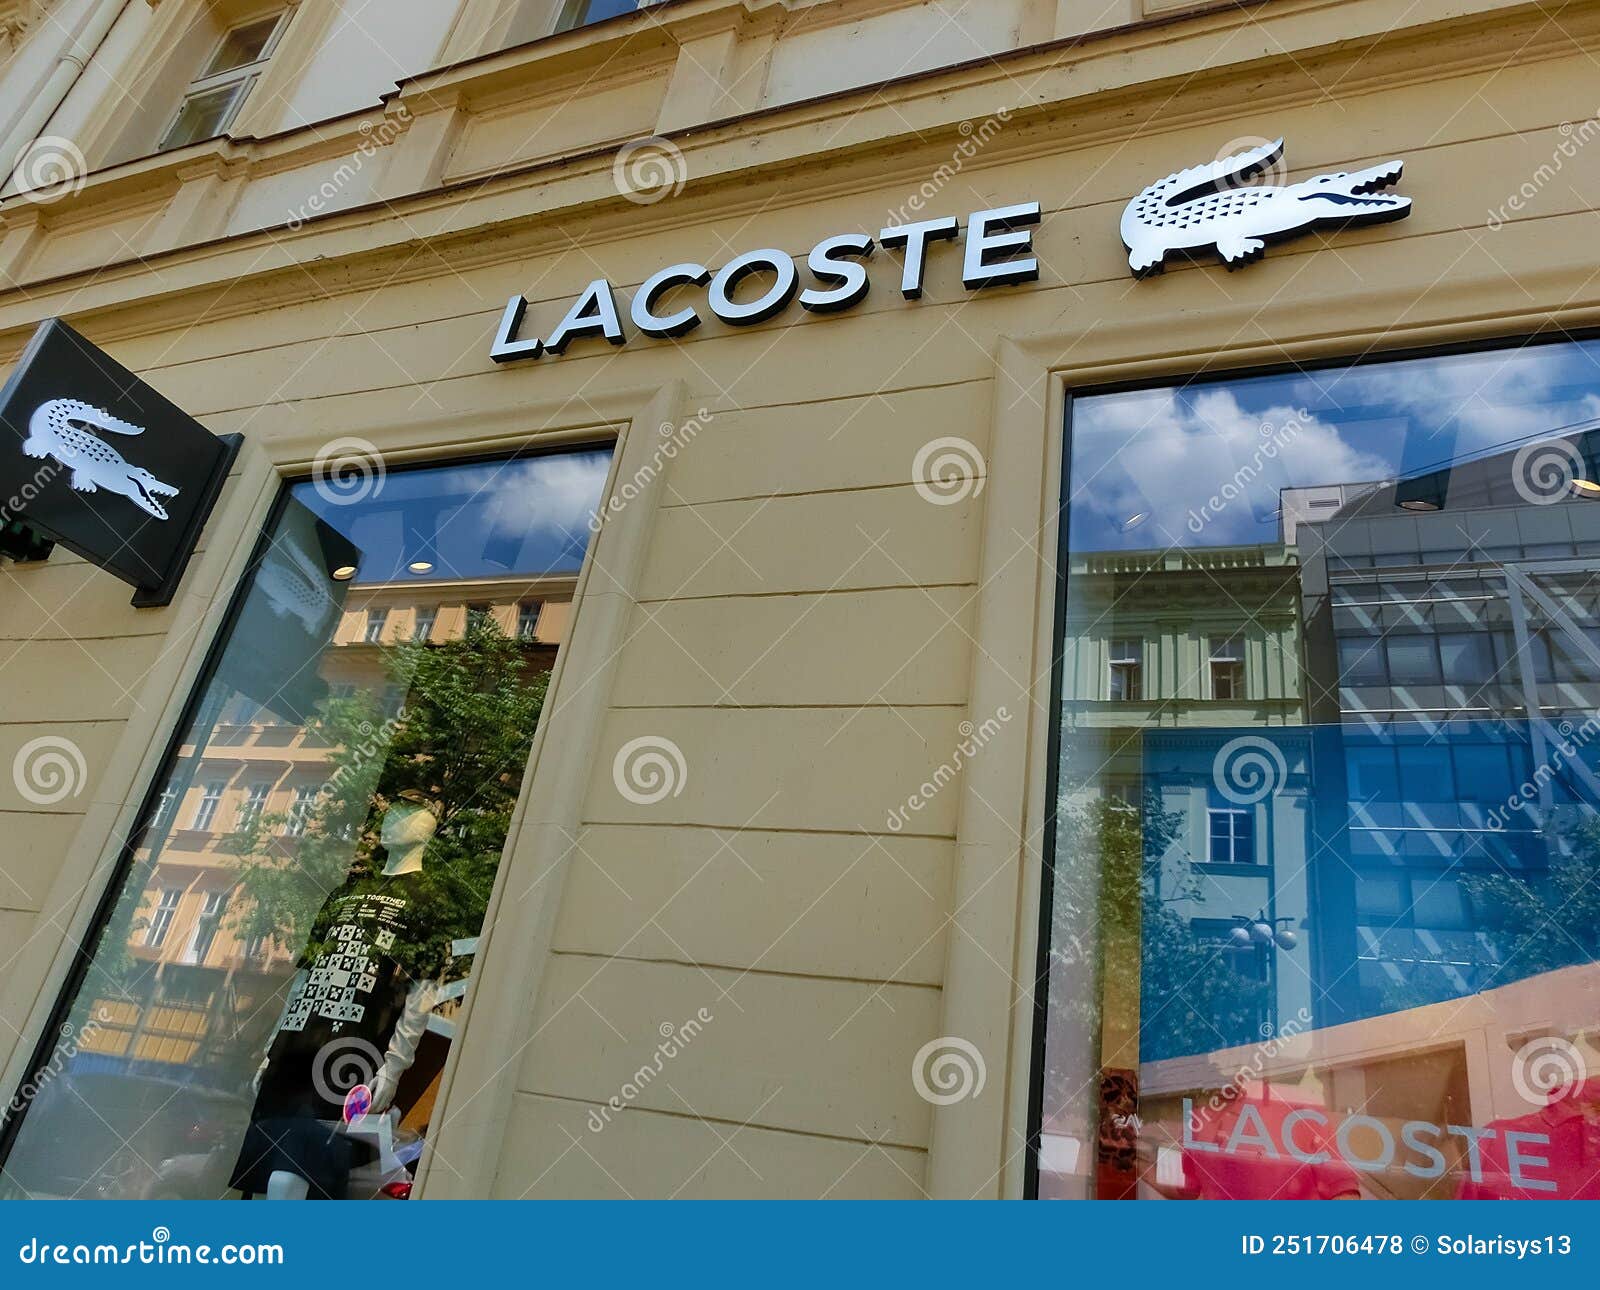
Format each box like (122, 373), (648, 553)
(1398, 498), (1440, 512)
(331, 565), (358, 581)
(1119, 512), (1148, 532)
(1571, 478), (1600, 497)
(407, 560), (435, 574)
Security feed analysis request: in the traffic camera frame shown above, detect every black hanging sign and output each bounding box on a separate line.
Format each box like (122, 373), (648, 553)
(0, 317), (240, 606)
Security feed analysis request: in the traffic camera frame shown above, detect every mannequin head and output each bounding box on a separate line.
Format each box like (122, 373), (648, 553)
(379, 798), (439, 875)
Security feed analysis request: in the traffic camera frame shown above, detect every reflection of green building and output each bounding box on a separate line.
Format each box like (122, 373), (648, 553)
(1057, 542), (1314, 1065)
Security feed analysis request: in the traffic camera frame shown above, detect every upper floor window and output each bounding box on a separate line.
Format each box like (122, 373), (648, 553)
(158, 12), (290, 153)
(1209, 636), (1244, 700)
(1107, 639), (1142, 702)
(556, 0), (641, 32)
(192, 781), (225, 831)
(517, 601), (542, 641)
(364, 609), (389, 644)
(414, 607), (437, 642)
(145, 889), (181, 948)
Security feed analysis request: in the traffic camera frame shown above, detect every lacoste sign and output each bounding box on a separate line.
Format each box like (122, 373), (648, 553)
(488, 202), (1042, 364)
(0, 318), (240, 606)
(1121, 138), (1410, 275)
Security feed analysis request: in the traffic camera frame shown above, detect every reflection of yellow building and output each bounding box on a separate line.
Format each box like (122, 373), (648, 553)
(84, 577), (574, 1071)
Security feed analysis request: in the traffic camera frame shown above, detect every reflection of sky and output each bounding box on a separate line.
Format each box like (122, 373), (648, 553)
(1069, 338), (1600, 553)
(292, 449), (612, 583)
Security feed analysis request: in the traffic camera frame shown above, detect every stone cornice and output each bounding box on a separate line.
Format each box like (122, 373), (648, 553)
(0, 0), (1585, 348)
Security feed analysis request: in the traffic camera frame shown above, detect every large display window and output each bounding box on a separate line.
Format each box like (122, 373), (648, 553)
(1037, 338), (1600, 1200)
(0, 446), (612, 1199)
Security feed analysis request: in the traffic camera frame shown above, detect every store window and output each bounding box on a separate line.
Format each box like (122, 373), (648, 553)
(158, 12), (289, 152)
(1038, 336), (1600, 1200)
(0, 445), (611, 1200)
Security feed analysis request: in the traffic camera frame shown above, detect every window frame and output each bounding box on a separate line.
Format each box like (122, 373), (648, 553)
(1107, 637), (1143, 702)
(156, 9), (291, 154)
(1025, 323), (1600, 1201)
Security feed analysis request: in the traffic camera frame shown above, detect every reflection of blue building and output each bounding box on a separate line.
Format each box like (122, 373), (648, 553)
(1296, 458), (1600, 1026)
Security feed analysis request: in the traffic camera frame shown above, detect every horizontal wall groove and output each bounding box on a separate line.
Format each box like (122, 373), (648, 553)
(548, 947), (943, 991)
(513, 1089), (931, 1156)
(575, 819), (955, 841)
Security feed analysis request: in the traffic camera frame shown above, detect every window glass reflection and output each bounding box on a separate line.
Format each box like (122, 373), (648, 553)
(1041, 339), (1600, 1200)
(0, 447), (611, 1199)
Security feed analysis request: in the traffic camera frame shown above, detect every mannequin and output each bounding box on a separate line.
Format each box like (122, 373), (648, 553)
(233, 796), (447, 1199)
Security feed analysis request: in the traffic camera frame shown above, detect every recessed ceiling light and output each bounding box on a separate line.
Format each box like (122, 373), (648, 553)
(1572, 478), (1600, 497)
(1119, 512), (1148, 531)
(408, 560), (435, 574)
(1398, 499), (1440, 512)
(331, 565), (357, 581)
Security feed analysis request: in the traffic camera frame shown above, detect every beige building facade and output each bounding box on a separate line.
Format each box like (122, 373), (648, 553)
(0, 0), (1598, 1199)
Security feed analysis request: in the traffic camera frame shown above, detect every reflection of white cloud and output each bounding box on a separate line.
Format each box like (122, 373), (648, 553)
(1075, 387), (1391, 548)
(1295, 347), (1600, 462)
(484, 453), (612, 539)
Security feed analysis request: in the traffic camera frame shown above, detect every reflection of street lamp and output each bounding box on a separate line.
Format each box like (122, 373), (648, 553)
(1228, 911), (1298, 951)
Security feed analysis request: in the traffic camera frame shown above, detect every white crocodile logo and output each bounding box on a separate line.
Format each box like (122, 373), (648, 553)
(1121, 138), (1410, 277)
(21, 398), (179, 520)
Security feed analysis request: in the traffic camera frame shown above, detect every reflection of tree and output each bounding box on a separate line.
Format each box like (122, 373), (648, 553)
(228, 616), (549, 984)
(1463, 816), (1600, 984)
(1048, 795), (1271, 1079)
